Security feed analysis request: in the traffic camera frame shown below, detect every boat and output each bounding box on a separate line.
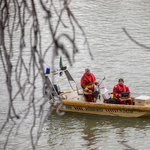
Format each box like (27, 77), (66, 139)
(45, 66), (150, 118)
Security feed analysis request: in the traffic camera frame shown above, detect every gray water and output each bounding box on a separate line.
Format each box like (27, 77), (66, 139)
(1, 0), (150, 149)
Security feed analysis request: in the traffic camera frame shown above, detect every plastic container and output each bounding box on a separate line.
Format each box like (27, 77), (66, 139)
(102, 90), (111, 99)
(46, 68), (50, 74)
(135, 95), (150, 106)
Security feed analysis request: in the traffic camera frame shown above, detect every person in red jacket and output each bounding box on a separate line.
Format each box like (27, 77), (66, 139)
(113, 78), (132, 105)
(81, 68), (99, 102)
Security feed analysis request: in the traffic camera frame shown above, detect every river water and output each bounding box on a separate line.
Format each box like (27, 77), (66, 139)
(1, 0), (150, 149)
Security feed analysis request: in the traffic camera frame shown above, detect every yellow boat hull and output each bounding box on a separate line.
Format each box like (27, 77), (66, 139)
(53, 100), (150, 118)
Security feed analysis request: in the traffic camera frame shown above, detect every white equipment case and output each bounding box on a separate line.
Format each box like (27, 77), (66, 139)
(102, 90), (111, 100)
(135, 95), (150, 106)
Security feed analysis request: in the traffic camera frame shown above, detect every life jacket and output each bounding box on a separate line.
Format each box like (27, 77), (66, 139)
(117, 84), (127, 93)
(84, 73), (94, 84)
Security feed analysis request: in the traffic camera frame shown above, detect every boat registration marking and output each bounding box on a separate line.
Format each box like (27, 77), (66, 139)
(85, 107), (103, 112)
(119, 110), (133, 113)
(64, 105), (134, 114)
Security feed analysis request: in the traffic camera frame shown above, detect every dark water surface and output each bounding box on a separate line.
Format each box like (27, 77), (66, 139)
(1, 0), (150, 149)
(38, 112), (150, 150)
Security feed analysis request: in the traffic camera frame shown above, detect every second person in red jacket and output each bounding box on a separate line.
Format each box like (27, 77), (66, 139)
(113, 78), (132, 105)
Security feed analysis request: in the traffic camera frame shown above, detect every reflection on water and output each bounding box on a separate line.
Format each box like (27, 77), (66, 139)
(1, 0), (150, 149)
(44, 112), (150, 150)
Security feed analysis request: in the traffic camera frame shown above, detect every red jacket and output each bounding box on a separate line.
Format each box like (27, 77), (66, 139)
(113, 84), (131, 102)
(81, 73), (98, 95)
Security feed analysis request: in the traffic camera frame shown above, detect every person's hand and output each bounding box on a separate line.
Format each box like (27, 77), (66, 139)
(89, 90), (93, 93)
(129, 93), (131, 97)
(97, 83), (100, 87)
(119, 94), (122, 98)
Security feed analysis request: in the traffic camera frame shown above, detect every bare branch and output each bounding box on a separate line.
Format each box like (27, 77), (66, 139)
(123, 27), (150, 49)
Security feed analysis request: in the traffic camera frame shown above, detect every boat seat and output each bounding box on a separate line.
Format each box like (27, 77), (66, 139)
(76, 82), (84, 95)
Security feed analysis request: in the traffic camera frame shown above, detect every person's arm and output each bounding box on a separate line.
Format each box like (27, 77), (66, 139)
(126, 86), (131, 97)
(81, 77), (90, 92)
(93, 75), (99, 86)
(113, 86), (120, 98)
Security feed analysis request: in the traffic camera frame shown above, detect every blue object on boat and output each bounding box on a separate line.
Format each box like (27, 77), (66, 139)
(46, 68), (50, 74)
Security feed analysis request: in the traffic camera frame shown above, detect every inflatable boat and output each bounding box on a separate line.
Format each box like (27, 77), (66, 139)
(45, 68), (150, 118)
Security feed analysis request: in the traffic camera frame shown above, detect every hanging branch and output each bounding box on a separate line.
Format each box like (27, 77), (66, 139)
(123, 27), (150, 49)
